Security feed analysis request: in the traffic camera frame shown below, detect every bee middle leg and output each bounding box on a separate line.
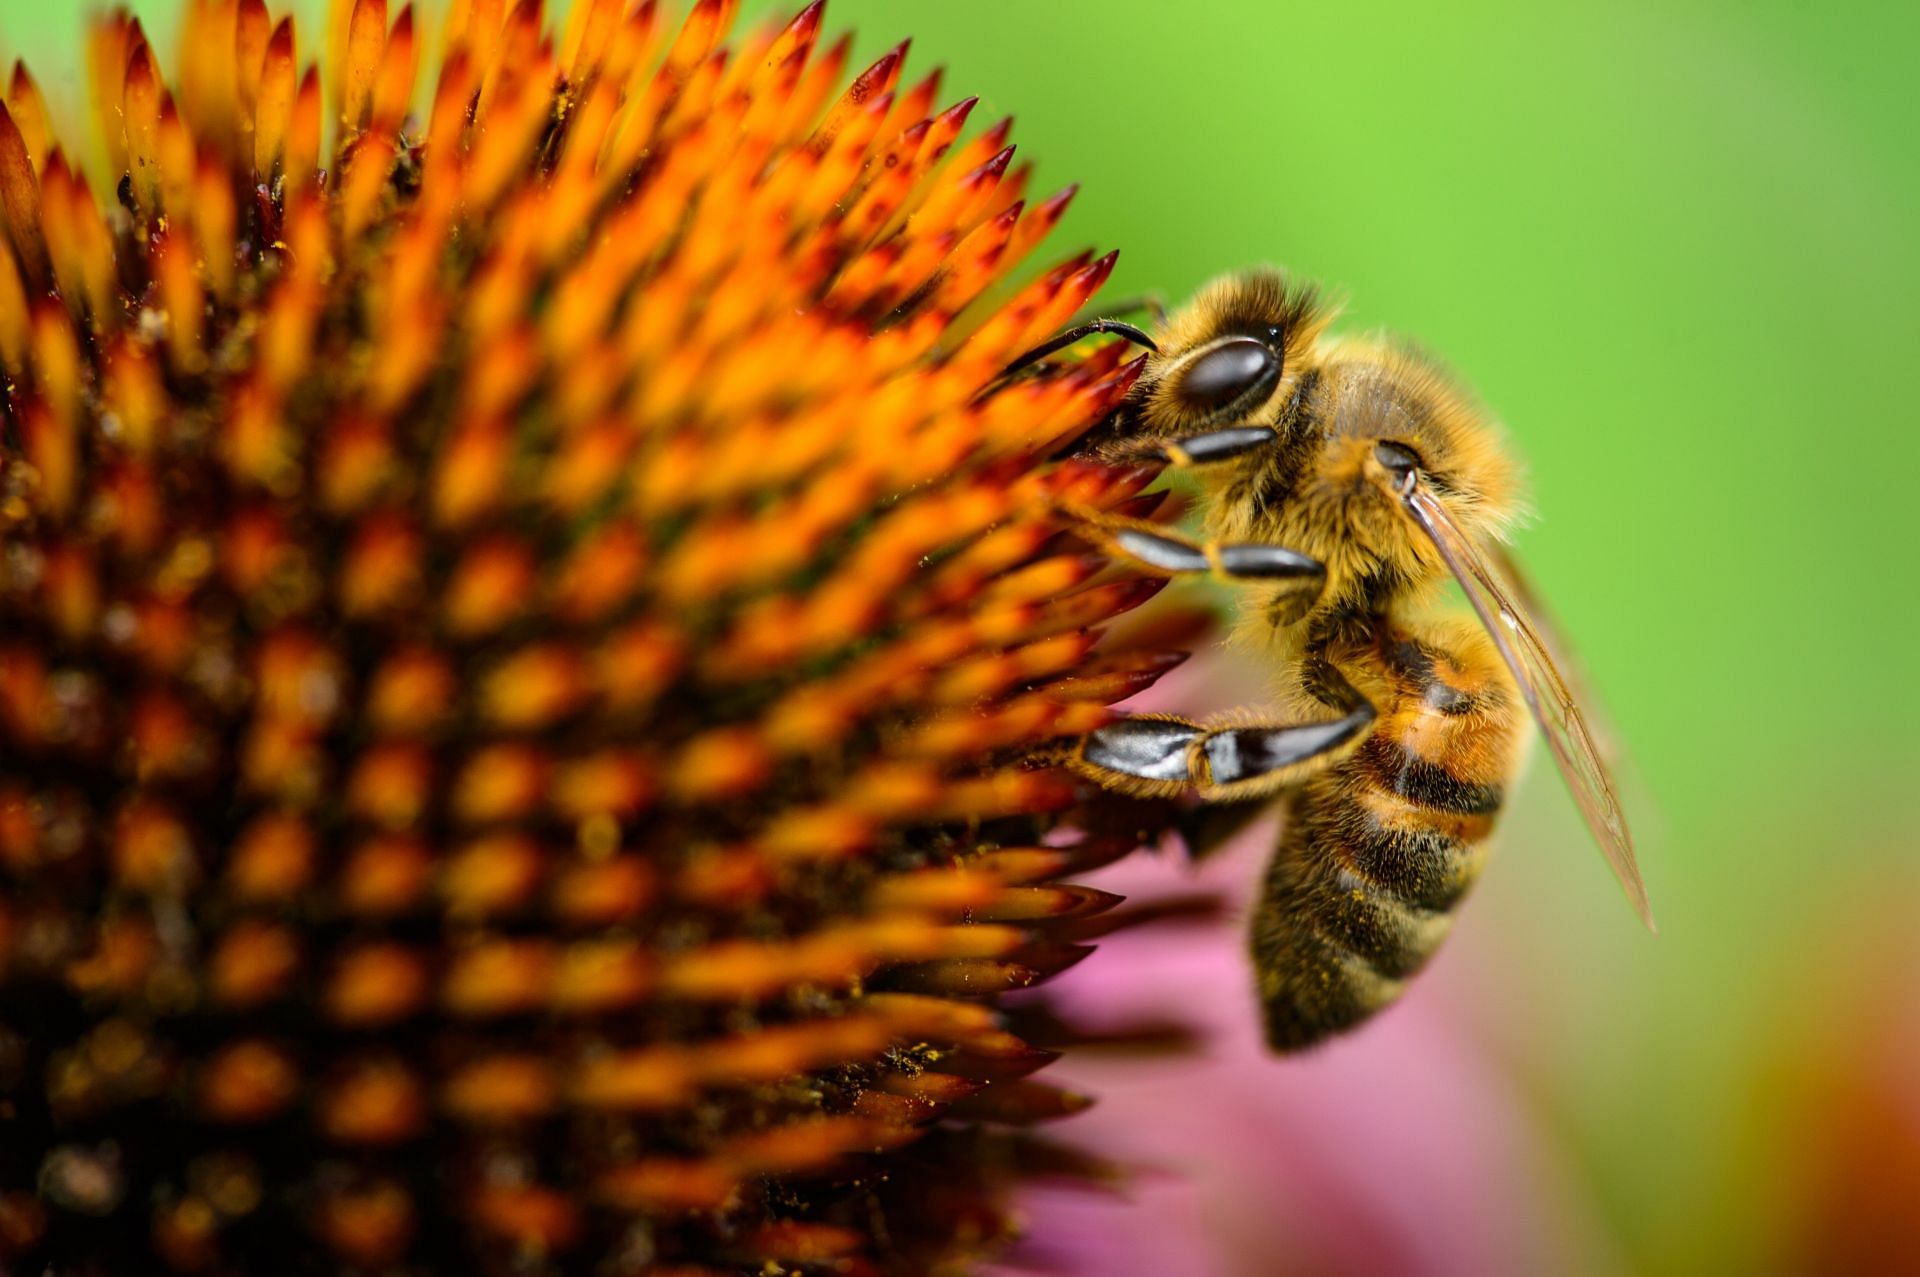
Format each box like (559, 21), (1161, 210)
(1084, 513), (1325, 588)
(1061, 511), (1351, 803)
(1073, 510), (1327, 625)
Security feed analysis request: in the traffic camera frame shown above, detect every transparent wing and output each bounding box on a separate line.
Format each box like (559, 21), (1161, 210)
(1403, 481), (1655, 931)
(1486, 540), (1630, 773)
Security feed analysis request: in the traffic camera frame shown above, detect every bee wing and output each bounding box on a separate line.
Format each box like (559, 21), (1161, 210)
(1486, 540), (1631, 772)
(1402, 481), (1655, 931)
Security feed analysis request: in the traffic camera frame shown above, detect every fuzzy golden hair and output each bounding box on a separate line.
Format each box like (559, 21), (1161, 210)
(1251, 338), (1525, 613)
(1132, 271), (1526, 624)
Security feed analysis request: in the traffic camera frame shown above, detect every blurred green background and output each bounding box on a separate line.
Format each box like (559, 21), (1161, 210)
(4, 1), (1916, 1272)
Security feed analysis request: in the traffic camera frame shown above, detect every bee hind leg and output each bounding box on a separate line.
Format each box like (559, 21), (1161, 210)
(1072, 700), (1376, 804)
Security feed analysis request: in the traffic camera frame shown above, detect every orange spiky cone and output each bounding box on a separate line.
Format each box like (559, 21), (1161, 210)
(0, 2), (1192, 1271)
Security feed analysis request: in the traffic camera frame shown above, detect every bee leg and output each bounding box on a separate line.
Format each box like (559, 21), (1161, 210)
(1190, 704), (1376, 801)
(1082, 422), (1283, 469)
(1093, 519), (1325, 593)
(1068, 510), (1326, 618)
(1152, 426), (1281, 467)
(1072, 694), (1376, 804)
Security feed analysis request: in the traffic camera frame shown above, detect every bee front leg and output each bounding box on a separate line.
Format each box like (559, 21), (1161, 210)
(1132, 425), (1283, 468)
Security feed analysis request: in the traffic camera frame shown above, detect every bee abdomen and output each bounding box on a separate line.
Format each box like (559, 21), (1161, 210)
(1358, 735), (1504, 817)
(1251, 630), (1520, 1051)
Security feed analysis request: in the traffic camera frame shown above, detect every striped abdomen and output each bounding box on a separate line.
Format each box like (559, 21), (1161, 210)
(1251, 622), (1525, 1051)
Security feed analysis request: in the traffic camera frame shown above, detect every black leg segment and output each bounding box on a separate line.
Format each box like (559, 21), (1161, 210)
(1215, 544), (1321, 580)
(1162, 425), (1281, 466)
(1071, 694), (1378, 802)
(1079, 717), (1199, 784)
(1112, 529), (1211, 574)
(1201, 706), (1376, 787)
(1104, 525), (1324, 588)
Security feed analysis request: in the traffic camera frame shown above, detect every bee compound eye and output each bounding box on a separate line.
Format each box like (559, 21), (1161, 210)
(1373, 440), (1422, 478)
(1175, 337), (1280, 413)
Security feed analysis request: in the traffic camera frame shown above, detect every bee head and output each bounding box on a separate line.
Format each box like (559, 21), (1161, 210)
(1277, 343), (1525, 611)
(1131, 270), (1328, 438)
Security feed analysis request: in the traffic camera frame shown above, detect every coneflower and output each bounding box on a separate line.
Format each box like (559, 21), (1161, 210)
(0, 1), (1193, 1272)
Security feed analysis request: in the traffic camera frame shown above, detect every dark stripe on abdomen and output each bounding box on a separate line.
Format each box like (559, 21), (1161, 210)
(1334, 802), (1491, 911)
(1251, 790), (1487, 1050)
(1359, 736), (1504, 815)
(1248, 625), (1519, 1052)
(1381, 636), (1483, 715)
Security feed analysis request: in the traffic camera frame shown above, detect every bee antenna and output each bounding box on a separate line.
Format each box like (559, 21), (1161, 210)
(977, 318), (1158, 400)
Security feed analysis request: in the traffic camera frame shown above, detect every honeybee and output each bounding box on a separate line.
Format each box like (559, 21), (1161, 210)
(1015, 270), (1651, 1050)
